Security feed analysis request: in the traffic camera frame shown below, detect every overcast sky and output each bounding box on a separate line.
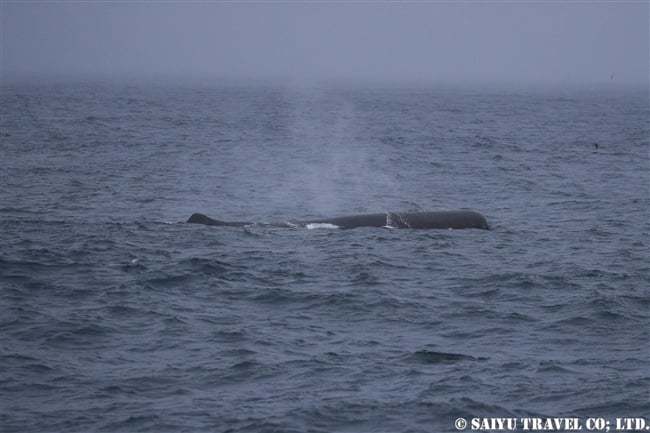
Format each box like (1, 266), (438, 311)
(2, 1), (648, 86)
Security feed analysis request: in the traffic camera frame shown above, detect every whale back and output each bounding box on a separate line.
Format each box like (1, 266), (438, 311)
(187, 213), (251, 227)
(188, 210), (488, 230)
(399, 210), (488, 229)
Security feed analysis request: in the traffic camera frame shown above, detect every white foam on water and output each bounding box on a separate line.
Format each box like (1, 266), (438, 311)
(305, 223), (340, 229)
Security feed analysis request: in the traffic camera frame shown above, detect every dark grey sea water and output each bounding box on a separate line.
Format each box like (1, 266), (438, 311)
(1, 81), (649, 433)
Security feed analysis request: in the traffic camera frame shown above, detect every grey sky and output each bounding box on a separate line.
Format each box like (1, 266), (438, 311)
(2, 1), (648, 85)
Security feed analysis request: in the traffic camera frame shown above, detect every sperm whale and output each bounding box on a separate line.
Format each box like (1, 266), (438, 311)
(187, 210), (488, 230)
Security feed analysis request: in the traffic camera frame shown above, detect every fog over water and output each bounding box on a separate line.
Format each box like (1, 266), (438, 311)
(2, 1), (648, 87)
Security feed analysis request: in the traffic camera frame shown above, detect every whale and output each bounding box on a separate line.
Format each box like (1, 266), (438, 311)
(187, 210), (489, 230)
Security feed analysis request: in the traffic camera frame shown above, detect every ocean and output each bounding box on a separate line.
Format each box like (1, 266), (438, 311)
(1, 80), (648, 433)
